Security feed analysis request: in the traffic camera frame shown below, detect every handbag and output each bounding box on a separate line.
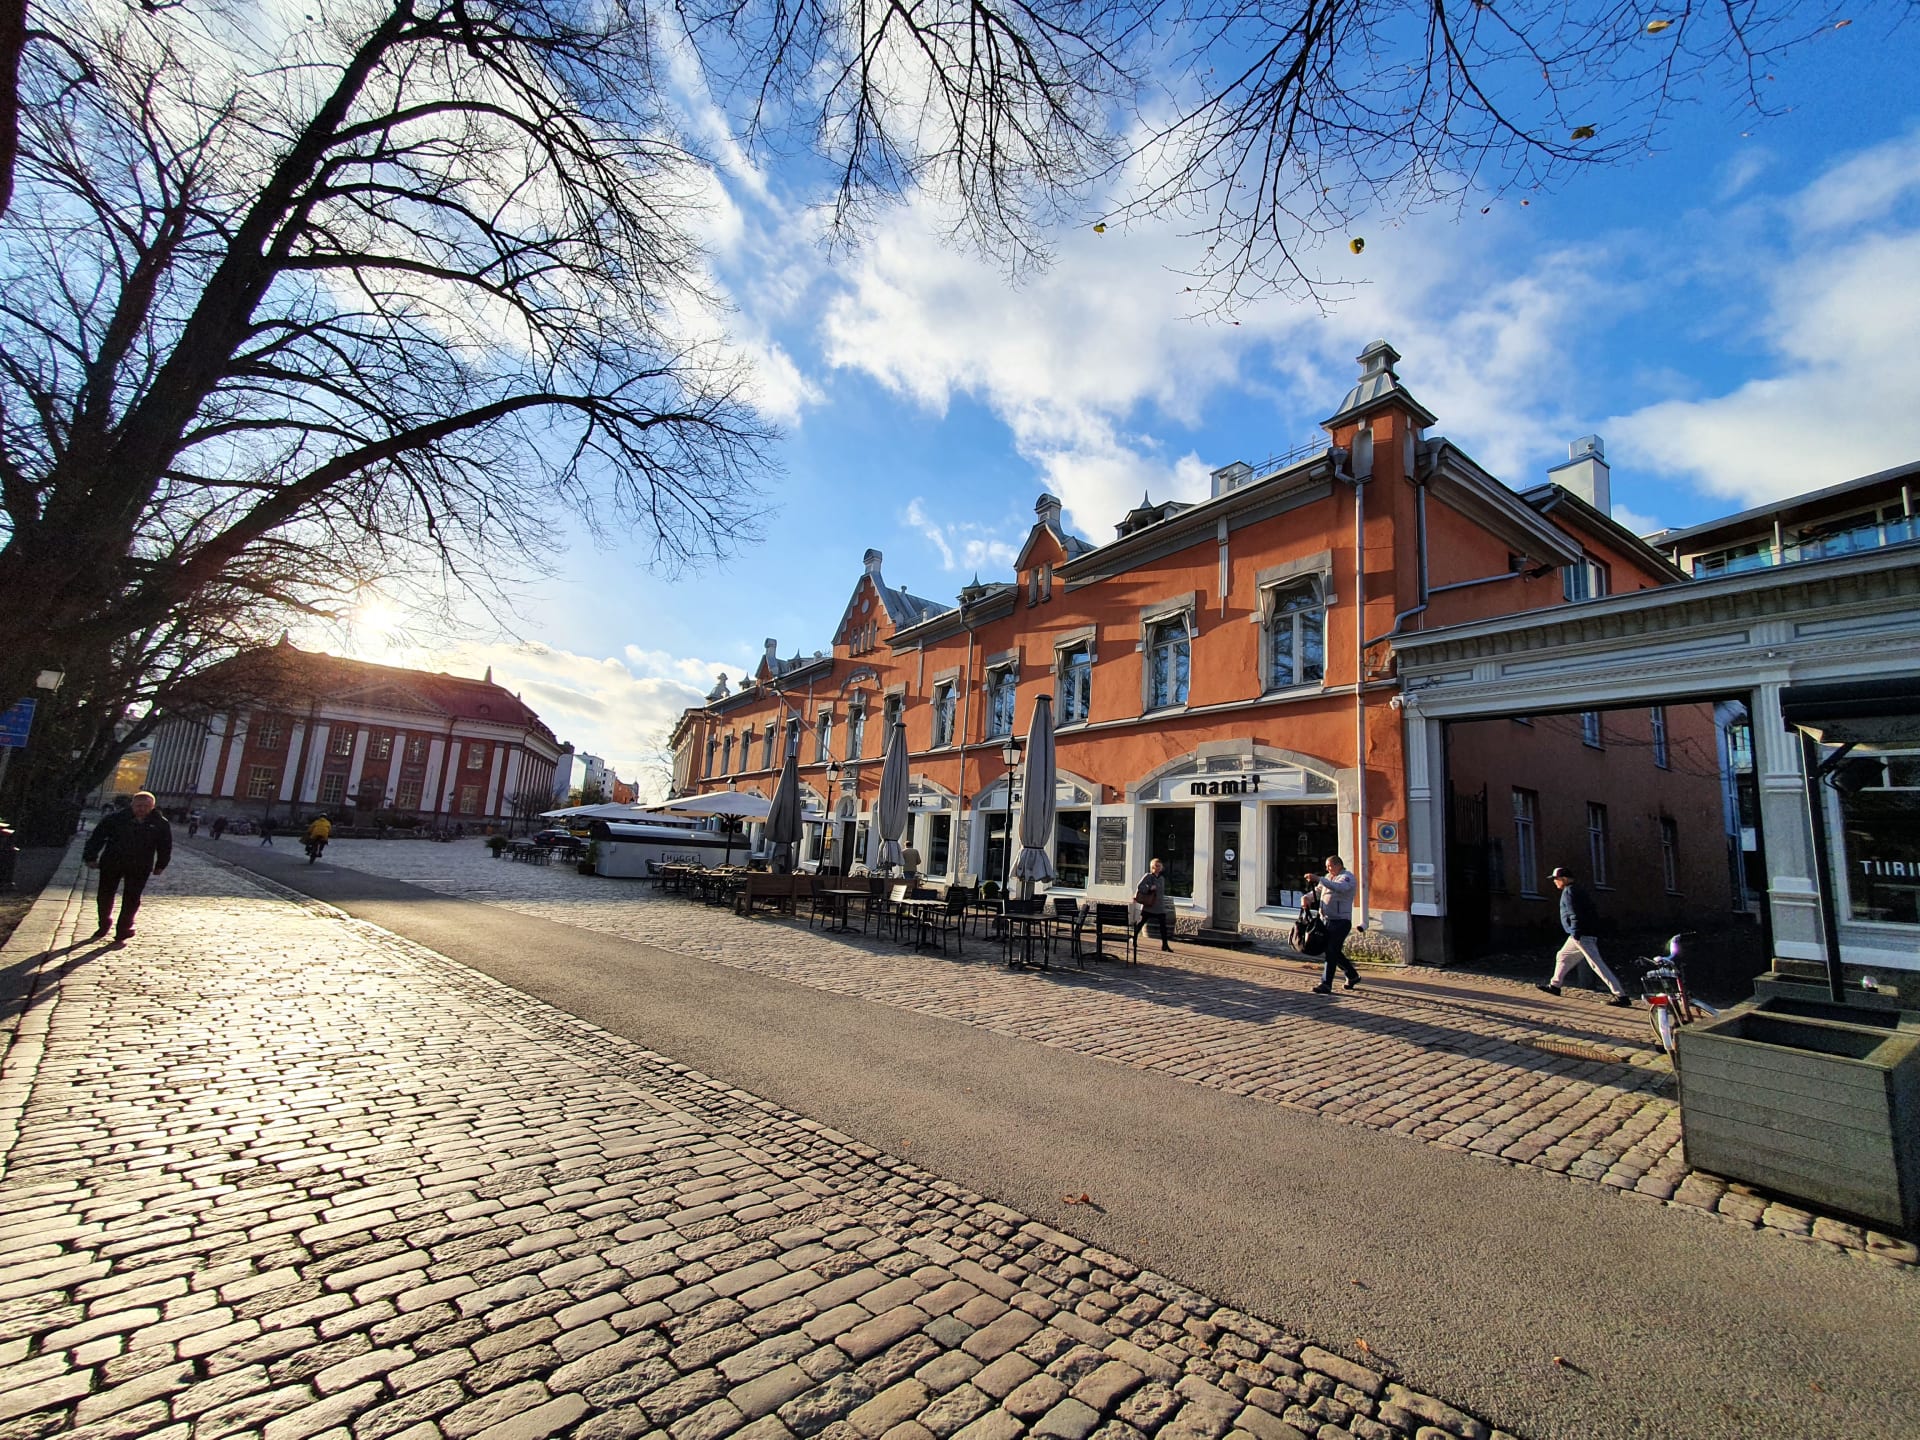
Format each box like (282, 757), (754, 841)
(1292, 914), (1327, 956)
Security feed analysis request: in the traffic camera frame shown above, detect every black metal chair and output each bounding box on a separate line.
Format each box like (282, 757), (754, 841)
(1092, 902), (1138, 964)
(1050, 896), (1083, 964)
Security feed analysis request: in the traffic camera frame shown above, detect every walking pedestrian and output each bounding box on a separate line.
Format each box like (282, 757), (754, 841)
(1308, 855), (1362, 993)
(1536, 866), (1633, 1006)
(210, 815), (227, 840)
(186, 810), (201, 838)
(259, 814), (276, 846)
(82, 791), (172, 944)
(901, 840), (923, 889)
(1132, 857), (1175, 952)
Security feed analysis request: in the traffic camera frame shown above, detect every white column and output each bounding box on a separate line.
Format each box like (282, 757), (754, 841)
(345, 728), (370, 801)
(426, 738), (448, 813)
(441, 740), (464, 812)
(486, 745), (507, 817)
(499, 747), (524, 817)
(299, 724), (330, 803)
(220, 714), (250, 798)
(278, 723), (307, 802)
(197, 715), (229, 796)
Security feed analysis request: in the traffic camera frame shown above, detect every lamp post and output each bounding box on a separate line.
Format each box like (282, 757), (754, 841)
(1000, 736), (1021, 893)
(822, 759), (842, 872)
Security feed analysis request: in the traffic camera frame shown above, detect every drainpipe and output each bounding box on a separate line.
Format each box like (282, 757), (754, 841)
(1351, 465), (1370, 930)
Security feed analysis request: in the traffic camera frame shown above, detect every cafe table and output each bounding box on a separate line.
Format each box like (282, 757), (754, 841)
(813, 887), (875, 934)
(1001, 912), (1053, 970)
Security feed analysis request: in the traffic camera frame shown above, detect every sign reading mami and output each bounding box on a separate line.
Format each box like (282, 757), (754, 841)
(1187, 774), (1263, 798)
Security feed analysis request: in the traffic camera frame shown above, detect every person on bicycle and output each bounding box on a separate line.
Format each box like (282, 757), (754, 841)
(1536, 866), (1632, 1007)
(305, 814), (332, 846)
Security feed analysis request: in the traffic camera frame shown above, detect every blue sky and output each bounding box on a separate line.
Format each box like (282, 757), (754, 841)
(322, 18), (1920, 792)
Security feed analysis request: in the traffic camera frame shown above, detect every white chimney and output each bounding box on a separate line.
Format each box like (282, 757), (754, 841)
(1210, 462), (1252, 498)
(1548, 434), (1611, 515)
(1035, 493), (1064, 530)
(863, 548), (884, 576)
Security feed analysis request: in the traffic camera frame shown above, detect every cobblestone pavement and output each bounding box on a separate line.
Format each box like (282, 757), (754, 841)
(0, 850), (1517, 1440)
(299, 840), (1916, 1269)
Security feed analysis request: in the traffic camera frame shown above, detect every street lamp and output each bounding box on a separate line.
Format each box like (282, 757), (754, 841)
(1000, 736), (1022, 893)
(822, 759), (842, 873)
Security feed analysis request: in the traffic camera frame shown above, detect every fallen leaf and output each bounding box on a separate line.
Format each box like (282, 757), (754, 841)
(1553, 1355), (1567, 1366)
(1571, 125), (1596, 140)
(1348, 237), (1365, 254)
(1835, 18), (1851, 27)
(1063, 1192), (1093, 1205)
(1354, 1338), (1373, 1354)
(1092, 223), (1107, 234)
(1645, 19), (1672, 34)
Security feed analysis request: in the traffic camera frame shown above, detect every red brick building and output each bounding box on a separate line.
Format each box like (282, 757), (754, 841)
(146, 640), (564, 827)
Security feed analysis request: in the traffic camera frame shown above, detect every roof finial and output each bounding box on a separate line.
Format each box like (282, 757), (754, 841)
(483, 665), (493, 684)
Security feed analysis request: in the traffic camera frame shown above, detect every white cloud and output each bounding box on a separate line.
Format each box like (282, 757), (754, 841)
(903, 499), (1020, 574)
(1609, 504), (1666, 539)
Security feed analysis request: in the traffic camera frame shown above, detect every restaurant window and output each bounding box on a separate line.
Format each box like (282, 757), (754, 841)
(1660, 817), (1681, 894)
(1264, 805), (1337, 908)
(1265, 578), (1326, 691)
(846, 705), (865, 760)
(1650, 706), (1670, 769)
(459, 784), (481, 814)
(932, 682), (957, 747)
(929, 813), (952, 876)
(405, 735), (425, 764)
(1588, 802), (1611, 887)
(1513, 788), (1540, 895)
(804, 821), (823, 864)
(1581, 711), (1603, 748)
(1055, 811), (1091, 889)
(330, 728), (355, 757)
(816, 712), (833, 762)
(1145, 615), (1190, 710)
(256, 716), (283, 749)
(986, 668), (1017, 738)
(1148, 809), (1195, 898)
(466, 744), (486, 770)
(1833, 749), (1920, 925)
(371, 732), (393, 761)
(983, 810), (1011, 889)
(396, 779), (422, 808)
(1058, 642), (1092, 724)
(853, 820), (870, 869)
(247, 765), (277, 799)
(319, 773), (345, 805)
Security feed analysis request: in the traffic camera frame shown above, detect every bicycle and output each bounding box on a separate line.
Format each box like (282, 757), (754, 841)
(1629, 933), (1719, 1060)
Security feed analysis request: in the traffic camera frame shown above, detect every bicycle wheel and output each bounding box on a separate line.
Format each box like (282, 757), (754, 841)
(1650, 1004), (1677, 1059)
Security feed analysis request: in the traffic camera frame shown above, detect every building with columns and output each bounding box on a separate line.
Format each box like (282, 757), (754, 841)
(146, 640), (564, 827)
(671, 343), (1740, 963)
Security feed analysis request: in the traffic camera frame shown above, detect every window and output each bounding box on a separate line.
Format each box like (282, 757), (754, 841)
(329, 728), (354, 757)
(1562, 555), (1608, 602)
(319, 773), (345, 805)
(931, 682), (957, 747)
(1265, 579), (1326, 691)
(929, 814), (952, 876)
(986, 668), (1017, 738)
(1580, 711), (1603, 748)
(1145, 615), (1190, 709)
(396, 779), (422, 808)
(1691, 540), (1773, 577)
(1650, 706), (1670, 769)
(1660, 818), (1680, 893)
(405, 735), (425, 764)
(721, 735), (734, 774)
(765, 722), (777, 766)
(853, 820), (870, 868)
(1265, 805), (1338, 908)
(1055, 811), (1091, 889)
(846, 706), (865, 760)
(371, 732), (393, 761)
(459, 784), (481, 814)
(1058, 643), (1092, 723)
(1587, 802), (1611, 887)
(815, 712), (833, 762)
(983, 810), (1011, 887)
(883, 694), (903, 733)
(255, 716), (283, 749)
(804, 821), (823, 865)
(1487, 837), (1508, 894)
(785, 717), (801, 758)
(466, 744), (486, 770)
(706, 737), (718, 777)
(1147, 809), (1195, 898)
(1832, 748), (1920, 924)
(1512, 788), (1540, 896)
(247, 765), (277, 799)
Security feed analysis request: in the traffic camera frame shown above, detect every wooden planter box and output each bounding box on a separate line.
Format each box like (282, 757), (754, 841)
(1679, 1002), (1920, 1233)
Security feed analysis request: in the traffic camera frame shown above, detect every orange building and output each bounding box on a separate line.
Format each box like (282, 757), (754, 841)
(670, 343), (1708, 960)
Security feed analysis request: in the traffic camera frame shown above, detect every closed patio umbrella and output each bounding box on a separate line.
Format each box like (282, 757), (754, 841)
(765, 743), (803, 873)
(1012, 695), (1056, 895)
(875, 719), (910, 873)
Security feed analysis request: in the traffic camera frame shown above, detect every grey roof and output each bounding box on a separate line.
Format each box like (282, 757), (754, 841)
(875, 581), (952, 628)
(1650, 458), (1920, 550)
(1322, 339), (1438, 429)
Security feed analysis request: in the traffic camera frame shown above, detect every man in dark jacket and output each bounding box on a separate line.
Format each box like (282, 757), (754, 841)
(83, 791), (172, 943)
(1536, 866), (1632, 1006)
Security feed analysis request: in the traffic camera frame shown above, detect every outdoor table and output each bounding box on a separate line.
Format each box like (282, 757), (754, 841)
(814, 887), (874, 934)
(1002, 912), (1052, 970)
(895, 898), (946, 952)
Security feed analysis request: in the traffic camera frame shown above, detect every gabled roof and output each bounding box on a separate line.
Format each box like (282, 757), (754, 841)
(1518, 483), (1688, 583)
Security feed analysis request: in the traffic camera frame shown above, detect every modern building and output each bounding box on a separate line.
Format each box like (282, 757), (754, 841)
(146, 640), (564, 827)
(670, 343), (1732, 960)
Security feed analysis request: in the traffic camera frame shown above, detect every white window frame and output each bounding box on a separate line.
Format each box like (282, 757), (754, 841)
(931, 682), (957, 748)
(1057, 640), (1094, 725)
(986, 667), (1018, 738)
(1562, 554), (1608, 602)
(1143, 612), (1192, 712)
(1581, 711), (1603, 748)
(319, 772), (346, 805)
(721, 734), (734, 774)
(1660, 816), (1680, 894)
(1588, 802), (1611, 888)
(330, 728), (354, 757)
(1650, 706), (1670, 769)
(1262, 576), (1328, 693)
(815, 711), (833, 763)
(1513, 788), (1540, 897)
(846, 705), (865, 761)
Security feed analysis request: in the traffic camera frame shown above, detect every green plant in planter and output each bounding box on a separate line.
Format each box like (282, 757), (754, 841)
(486, 834), (509, 857)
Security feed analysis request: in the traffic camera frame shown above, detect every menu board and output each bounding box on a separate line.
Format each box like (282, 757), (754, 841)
(1095, 816), (1129, 885)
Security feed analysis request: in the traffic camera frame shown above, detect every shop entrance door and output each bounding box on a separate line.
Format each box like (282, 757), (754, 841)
(1211, 802), (1241, 929)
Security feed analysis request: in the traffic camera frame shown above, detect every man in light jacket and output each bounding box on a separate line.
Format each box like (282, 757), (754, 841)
(1309, 855), (1361, 994)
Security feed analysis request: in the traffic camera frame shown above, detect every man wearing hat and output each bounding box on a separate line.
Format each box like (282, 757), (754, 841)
(1536, 866), (1632, 1007)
